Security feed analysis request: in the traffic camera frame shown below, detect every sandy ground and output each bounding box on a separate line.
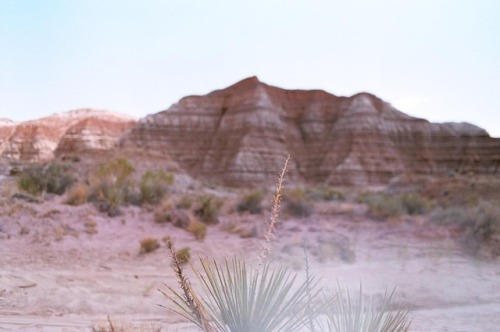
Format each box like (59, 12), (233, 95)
(1, 189), (500, 331)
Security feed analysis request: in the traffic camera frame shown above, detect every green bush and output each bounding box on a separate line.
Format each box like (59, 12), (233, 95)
(139, 170), (174, 205)
(89, 158), (135, 216)
(195, 194), (223, 224)
(17, 162), (75, 196)
(237, 189), (265, 214)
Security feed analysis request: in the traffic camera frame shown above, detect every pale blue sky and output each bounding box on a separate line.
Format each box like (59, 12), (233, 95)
(1, 0), (499, 137)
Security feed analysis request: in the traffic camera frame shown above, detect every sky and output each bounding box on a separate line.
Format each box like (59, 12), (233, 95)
(1, 0), (499, 137)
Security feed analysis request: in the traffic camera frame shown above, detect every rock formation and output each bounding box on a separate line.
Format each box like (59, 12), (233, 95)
(54, 116), (135, 158)
(121, 76), (500, 186)
(1, 109), (136, 161)
(0, 119), (16, 156)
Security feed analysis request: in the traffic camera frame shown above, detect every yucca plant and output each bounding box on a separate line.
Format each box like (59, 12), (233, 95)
(164, 255), (322, 332)
(161, 155), (325, 331)
(325, 285), (410, 332)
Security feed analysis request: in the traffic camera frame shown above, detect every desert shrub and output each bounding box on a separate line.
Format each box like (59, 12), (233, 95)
(237, 189), (265, 214)
(89, 158), (135, 216)
(470, 201), (500, 241)
(175, 247), (191, 264)
(187, 220), (207, 240)
(64, 182), (90, 205)
(154, 199), (175, 223)
(176, 195), (193, 209)
(325, 286), (410, 332)
(139, 170), (174, 205)
(91, 180), (127, 217)
(17, 162), (75, 196)
(194, 194), (223, 224)
(95, 157), (135, 183)
(360, 193), (404, 220)
(430, 206), (469, 226)
(309, 185), (345, 202)
(400, 193), (429, 215)
(360, 192), (430, 220)
(17, 167), (44, 196)
(140, 238), (160, 254)
(284, 187), (313, 218)
(431, 202), (500, 242)
(155, 200), (193, 229)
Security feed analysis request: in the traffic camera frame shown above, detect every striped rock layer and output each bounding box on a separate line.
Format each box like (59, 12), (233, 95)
(121, 77), (500, 185)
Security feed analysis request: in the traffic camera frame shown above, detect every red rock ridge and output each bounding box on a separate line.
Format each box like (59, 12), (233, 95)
(121, 77), (500, 186)
(1, 109), (136, 161)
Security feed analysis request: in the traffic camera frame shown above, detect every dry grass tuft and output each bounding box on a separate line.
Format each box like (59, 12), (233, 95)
(139, 238), (160, 254)
(65, 182), (90, 205)
(175, 247), (191, 264)
(187, 220), (207, 241)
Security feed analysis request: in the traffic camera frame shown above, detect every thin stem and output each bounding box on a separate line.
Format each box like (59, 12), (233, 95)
(259, 154), (290, 263)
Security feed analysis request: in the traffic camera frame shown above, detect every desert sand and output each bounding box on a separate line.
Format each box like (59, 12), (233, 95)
(1, 179), (500, 332)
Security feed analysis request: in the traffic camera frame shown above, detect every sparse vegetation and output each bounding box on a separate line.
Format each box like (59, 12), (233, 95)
(162, 156), (410, 331)
(17, 162), (75, 196)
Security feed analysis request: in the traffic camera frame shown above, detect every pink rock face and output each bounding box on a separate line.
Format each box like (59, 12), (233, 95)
(1, 109), (136, 161)
(121, 77), (500, 185)
(55, 117), (136, 158)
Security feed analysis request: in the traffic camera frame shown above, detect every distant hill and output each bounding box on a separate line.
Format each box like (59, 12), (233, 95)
(0, 109), (136, 161)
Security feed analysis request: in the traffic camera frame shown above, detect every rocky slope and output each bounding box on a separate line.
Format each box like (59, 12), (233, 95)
(1, 109), (136, 161)
(121, 76), (500, 185)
